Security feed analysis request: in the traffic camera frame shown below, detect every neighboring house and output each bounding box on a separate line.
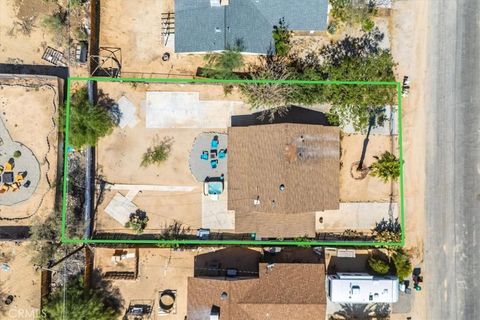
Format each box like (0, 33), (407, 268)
(174, 0), (329, 54)
(227, 123), (340, 237)
(327, 273), (400, 304)
(187, 255), (327, 320)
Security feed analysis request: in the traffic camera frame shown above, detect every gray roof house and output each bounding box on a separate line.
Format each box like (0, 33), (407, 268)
(174, 0), (329, 54)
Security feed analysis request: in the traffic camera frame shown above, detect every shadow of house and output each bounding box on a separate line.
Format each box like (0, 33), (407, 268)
(327, 254), (370, 274)
(194, 247), (261, 278)
(231, 106), (331, 127)
(262, 247), (324, 264)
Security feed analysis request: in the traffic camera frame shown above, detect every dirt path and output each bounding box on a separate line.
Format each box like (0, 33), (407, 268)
(390, 0), (429, 319)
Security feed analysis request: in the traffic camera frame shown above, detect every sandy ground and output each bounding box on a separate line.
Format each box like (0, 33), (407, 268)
(93, 247), (200, 320)
(0, 0), (57, 65)
(0, 77), (59, 224)
(389, 1), (429, 319)
(339, 134), (399, 202)
(0, 242), (41, 320)
(95, 189), (202, 233)
(93, 82), (250, 233)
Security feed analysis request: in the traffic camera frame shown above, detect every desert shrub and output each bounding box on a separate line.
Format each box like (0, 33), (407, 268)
(126, 210), (149, 234)
(362, 18), (375, 32)
(201, 46), (243, 79)
(392, 250), (412, 281)
(73, 26), (88, 41)
(330, 0), (378, 29)
(42, 9), (68, 34)
(13, 150), (21, 158)
(372, 218), (402, 243)
(40, 275), (119, 320)
(368, 257), (390, 275)
(272, 18), (291, 57)
(60, 87), (116, 149)
(141, 137), (173, 167)
(369, 151), (401, 183)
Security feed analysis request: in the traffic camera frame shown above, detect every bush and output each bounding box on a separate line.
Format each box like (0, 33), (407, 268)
(362, 18), (375, 32)
(201, 46), (243, 79)
(330, 0), (378, 29)
(40, 275), (119, 320)
(272, 18), (291, 57)
(126, 210), (149, 234)
(13, 150), (21, 158)
(42, 9), (67, 34)
(368, 257), (390, 275)
(369, 151), (401, 183)
(61, 87), (116, 149)
(327, 22), (337, 35)
(392, 251), (412, 281)
(372, 218), (402, 243)
(141, 137), (173, 167)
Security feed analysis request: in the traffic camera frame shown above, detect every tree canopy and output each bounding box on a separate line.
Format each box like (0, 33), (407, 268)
(62, 87), (115, 149)
(40, 276), (119, 320)
(369, 151), (401, 183)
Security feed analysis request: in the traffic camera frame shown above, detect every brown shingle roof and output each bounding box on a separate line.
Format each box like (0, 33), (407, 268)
(187, 263), (326, 320)
(228, 123), (340, 214)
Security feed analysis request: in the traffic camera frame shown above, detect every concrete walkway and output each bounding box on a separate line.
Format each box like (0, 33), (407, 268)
(315, 202), (398, 232)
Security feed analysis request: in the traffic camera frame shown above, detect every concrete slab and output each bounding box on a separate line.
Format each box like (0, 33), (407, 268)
(145, 91), (243, 128)
(104, 192), (139, 226)
(201, 186), (234, 230)
(189, 133), (227, 182)
(117, 95), (139, 128)
(315, 202), (398, 232)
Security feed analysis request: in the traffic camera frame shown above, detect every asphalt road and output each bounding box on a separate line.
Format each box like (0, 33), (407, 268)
(425, 0), (480, 319)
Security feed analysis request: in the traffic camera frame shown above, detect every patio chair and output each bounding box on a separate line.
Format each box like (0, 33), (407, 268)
(218, 149), (226, 159)
(15, 173), (24, 182)
(23, 180), (31, 188)
(211, 136), (219, 148)
(210, 159), (218, 169)
(0, 184), (9, 193)
(4, 163), (12, 171)
(200, 151), (209, 160)
(11, 182), (19, 192)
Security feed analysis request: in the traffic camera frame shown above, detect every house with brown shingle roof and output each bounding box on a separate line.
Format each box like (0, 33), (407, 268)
(187, 252), (327, 320)
(227, 123), (340, 238)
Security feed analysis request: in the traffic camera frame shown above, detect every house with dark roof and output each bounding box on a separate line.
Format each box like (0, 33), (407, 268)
(227, 123), (340, 237)
(187, 247), (327, 320)
(174, 0), (329, 54)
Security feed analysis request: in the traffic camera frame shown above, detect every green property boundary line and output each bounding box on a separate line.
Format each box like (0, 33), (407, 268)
(61, 76), (405, 247)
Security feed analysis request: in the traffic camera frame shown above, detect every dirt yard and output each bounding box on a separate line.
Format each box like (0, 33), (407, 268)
(0, 76), (59, 225)
(0, 0), (57, 65)
(93, 247), (200, 320)
(0, 242), (42, 320)
(92, 82), (250, 234)
(339, 134), (399, 202)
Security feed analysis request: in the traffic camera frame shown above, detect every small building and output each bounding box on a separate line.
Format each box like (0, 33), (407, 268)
(327, 273), (400, 304)
(174, 0), (329, 54)
(187, 249), (327, 320)
(227, 123), (340, 237)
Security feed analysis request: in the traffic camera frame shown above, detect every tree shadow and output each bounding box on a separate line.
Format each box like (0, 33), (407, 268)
(332, 303), (390, 319)
(98, 89), (123, 126)
(91, 269), (125, 312)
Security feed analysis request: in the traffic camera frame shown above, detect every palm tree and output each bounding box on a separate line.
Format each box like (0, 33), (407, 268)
(369, 151), (401, 183)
